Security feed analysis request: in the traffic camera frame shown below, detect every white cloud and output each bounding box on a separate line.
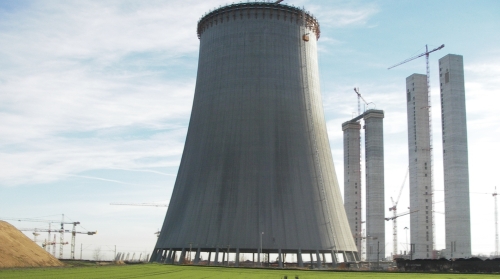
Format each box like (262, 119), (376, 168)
(0, 1), (227, 186)
(306, 1), (379, 28)
(0, 0), (380, 187)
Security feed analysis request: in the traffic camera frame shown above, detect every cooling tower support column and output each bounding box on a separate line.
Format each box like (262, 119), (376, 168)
(363, 109), (385, 263)
(195, 248), (201, 264)
(297, 249), (304, 267)
(342, 121), (362, 254)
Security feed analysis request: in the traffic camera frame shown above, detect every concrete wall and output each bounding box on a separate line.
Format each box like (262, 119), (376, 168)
(342, 121), (362, 254)
(406, 74), (434, 259)
(154, 3), (357, 258)
(364, 110), (385, 262)
(439, 54), (471, 258)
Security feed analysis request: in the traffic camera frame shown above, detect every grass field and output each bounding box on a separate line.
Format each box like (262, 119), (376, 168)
(0, 263), (498, 279)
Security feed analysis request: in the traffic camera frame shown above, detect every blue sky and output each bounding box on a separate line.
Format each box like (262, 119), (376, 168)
(1, 0), (499, 260)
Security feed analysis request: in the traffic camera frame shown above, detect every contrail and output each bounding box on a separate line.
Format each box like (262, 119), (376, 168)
(37, 171), (142, 186)
(108, 168), (177, 177)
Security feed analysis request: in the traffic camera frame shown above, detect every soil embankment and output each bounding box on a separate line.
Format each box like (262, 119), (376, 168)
(0, 221), (64, 268)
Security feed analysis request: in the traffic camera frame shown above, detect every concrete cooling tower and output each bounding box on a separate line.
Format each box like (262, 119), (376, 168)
(152, 2), (358, 267)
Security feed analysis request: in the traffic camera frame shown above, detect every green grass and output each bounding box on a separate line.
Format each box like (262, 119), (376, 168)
(0, 263), (497, 279)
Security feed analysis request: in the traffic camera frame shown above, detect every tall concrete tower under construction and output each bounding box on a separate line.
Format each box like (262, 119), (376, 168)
(364, 110), (385, 262)
(342, 109), (385, 261)
(406, 74), (434, 259)
(439, 54), (471, 258)
(342, 121), (362, 254)
(152, 2), (358, 266)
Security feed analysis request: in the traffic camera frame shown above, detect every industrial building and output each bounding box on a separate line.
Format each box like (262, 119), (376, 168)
(342, 109), (385, 261)
(439, 54), (471, 258)
(405, 73), (434, 259)
(152, 2), (358, 267)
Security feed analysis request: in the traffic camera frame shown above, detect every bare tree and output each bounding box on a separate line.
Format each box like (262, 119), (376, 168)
(93, 247), (102, 261)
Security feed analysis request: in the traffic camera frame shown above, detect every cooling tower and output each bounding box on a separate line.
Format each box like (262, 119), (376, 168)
(152, 2), (358, 266)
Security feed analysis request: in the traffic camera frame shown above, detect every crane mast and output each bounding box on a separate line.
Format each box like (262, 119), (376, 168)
(389, 168), (409, 256)
(494, 187), (498, 256)
(352, 87), (374, 260)
(60, 214), (64, 259)
(354, 88), (361, 115)
(354, 87), (370, 115)
(47, 223), (52, 252)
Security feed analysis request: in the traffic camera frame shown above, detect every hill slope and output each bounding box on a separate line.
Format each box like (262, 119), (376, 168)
(0, 221), (64, 268)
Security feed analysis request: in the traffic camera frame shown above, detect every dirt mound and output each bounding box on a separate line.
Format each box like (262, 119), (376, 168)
(0, 221), (64, 268)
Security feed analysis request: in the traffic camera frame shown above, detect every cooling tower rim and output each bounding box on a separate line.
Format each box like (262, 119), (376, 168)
(197, 2), (320, 40)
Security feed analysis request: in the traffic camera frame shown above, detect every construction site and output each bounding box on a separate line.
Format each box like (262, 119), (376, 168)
(341, 46), (477, 264)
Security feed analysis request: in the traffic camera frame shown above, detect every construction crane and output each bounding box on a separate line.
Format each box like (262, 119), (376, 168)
(20, 227), (97, 259)
(2, 216), (65, 256)
(388, 44), (445, 70)
(353, 87), (371, 115)
(4, 215), (95, 259)
(57, 214), (90, 259)
(110, 202), (168, 207)
(494, 187), (498, 256)
(41, 235), (68, 257)
(385, 210), (418, 221)
(69, 227), (97, 259)
(388, 168), (409, 256)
